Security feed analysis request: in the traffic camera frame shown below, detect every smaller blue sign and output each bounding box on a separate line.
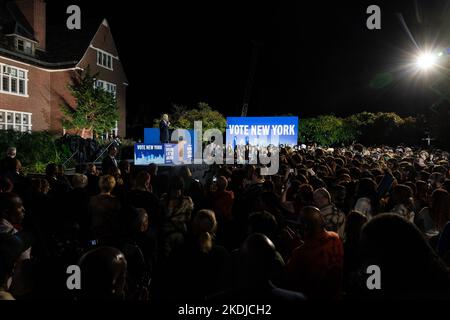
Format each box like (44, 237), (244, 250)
(134, 144), (165, 165)
(134, 143), (193, 166)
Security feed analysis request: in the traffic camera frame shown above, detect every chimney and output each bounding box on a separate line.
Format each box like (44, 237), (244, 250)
(14, 0), (46, 51)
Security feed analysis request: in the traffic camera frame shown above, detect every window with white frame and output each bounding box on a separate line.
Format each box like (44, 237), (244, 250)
(0, 109), (32, 132)
(96, 49), (113, 70)
(95, 80), (116, 97)
(111, 120), (118, 137)
(0, 64), (28, 96)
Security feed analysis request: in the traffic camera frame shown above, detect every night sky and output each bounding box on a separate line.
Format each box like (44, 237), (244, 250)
(45, 0), (450, 135)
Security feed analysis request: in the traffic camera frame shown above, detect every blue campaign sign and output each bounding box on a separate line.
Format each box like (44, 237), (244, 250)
(226, 116), (298, 147)
(144, 128), (161, 144)
(134, 144), (165, 165)
(164, 143), (177, 165)
(164, 143), (193, 165)
(134, 143), (193, 166)
(144, 128), (196, 145)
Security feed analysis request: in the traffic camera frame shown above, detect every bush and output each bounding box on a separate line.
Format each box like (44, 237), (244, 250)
(0, 130), (71, 174)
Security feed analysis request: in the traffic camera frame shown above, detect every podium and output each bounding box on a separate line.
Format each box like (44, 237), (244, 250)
(134, 141), (192, 166)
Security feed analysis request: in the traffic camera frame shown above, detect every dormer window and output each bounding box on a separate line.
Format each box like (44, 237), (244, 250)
(16, 38), (34, 55)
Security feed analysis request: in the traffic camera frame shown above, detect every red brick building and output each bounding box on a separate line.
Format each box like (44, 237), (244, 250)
(0, 0), (128, 137)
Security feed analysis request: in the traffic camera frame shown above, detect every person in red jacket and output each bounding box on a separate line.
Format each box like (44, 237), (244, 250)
(286, 206), (344, 300)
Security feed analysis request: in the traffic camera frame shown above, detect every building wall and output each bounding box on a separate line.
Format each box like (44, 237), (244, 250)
(0, 21), (127, 137)
(0, 56), (51, 131)
(77, 21), (128, 137)
(49, 69), (76, 135)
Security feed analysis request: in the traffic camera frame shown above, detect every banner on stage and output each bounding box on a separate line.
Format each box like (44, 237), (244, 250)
(226, 116), (298, 148)
(134, 143), (193, 166)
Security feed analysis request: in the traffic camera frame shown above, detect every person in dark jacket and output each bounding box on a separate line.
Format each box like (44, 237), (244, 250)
(102, 146), (119, 175)
(159, 114), (170, 144)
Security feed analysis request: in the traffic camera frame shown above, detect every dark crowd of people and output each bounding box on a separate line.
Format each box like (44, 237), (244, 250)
(1, 143), (450, 301)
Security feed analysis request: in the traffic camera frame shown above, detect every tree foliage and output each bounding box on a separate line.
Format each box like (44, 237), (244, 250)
(0, 130), (71, 173)
(153, 102), (226, 131)
(299, 112), (422, 146)
(299, 115), (356, 146)
(61, 67), (118, 137)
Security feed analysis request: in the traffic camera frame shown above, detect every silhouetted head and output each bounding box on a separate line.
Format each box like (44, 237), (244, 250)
(98, 175), (116, 194)
(108, 145), (118, 157)
(356, 178), (377, 199)
(147, 163), (158, 176)
(245, 164), (256, 180)
(78, 247), (127, 300)
(191, 209), (217, 253)
(430, 188), (450, 231)
(295, 184), (314, 207)
(72, 174), (88, 189)
(240, 233), (278, 285)
(0, 193), (25, 225)
(248, 211), (278, 241)
(179, 166), (192, 179)
(6, 147), (16, 159)
(360, 213), (450, 297)
(313, 188), (331, 209)
(415, 180), (428, 198)
(168, 176), (184, 198)
(299, 206), (325, 239)
(216, 176), (228, 191)
(394, 185), (414, 210)
(0, 177), (13, 193)
(86, 163), (98, 176)
(119, 160), (130, 174)
(134, 171), (151, 191)
(127, 207), (149, 235)
(344, 211), (367, 243)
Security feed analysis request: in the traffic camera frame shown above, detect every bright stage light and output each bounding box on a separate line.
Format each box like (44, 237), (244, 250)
(416, 52), (437, 70)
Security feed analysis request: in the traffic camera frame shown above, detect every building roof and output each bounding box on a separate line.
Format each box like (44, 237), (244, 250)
(0, 0), (36, 40)
(45, 18), (102, 64)
(0, 0), (103, 69)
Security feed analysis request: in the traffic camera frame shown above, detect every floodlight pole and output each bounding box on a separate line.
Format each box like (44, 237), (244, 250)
(241, 41), (261, 117)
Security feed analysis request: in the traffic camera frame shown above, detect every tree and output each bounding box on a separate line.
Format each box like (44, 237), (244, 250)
(299, 112), (422, 146)
(299, 115), (356, 146)
(153, 102), (226, 132)
(61, 67), (118, 138)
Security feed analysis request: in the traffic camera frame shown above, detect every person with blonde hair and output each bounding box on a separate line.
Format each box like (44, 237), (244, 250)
(98, 175), (116, 194)
(191, 209), (218, 253)
(88, 175), (121, 245)
(72, 174), (88, 189)
(160, 209), (229, 301)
